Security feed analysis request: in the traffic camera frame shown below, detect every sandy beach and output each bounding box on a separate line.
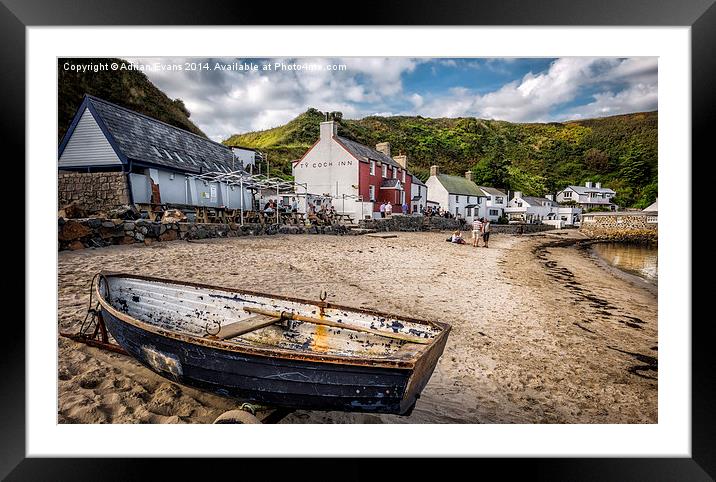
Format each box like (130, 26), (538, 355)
(57, 230), (657, 424)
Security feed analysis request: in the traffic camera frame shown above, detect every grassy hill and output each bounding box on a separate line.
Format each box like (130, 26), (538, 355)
(58, 58), (206, 142)
(224, 109), (658, 208)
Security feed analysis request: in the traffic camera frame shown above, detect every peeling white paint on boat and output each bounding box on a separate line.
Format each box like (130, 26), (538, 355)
(103, 277), (441, 359)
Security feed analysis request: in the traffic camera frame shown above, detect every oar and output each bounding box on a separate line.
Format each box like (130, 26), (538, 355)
(243, 307), (431, 345)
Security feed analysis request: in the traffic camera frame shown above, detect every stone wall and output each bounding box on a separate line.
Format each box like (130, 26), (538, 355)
(490, 224), (555, 235)
(360, 215), (465, 232)
(58, 218), (353, 251)
(579, 212), (657, 242)
(58, 172), (130, 214)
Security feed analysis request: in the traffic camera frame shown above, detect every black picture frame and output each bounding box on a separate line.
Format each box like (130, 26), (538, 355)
(6, 0), (712, 479)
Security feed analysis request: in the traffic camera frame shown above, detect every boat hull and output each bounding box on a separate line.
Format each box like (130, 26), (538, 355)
(101, 307), (430, 414)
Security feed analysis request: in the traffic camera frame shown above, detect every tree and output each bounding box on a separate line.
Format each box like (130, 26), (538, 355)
(584, 148), (609, 172)
(619, 141), (651, 186)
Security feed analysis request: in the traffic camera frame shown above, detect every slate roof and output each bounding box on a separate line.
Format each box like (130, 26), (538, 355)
(477, 186), (507, 197)
(563, 184), (616, 195)
(520, 196), (559, 207)
(380, 178), (402, 188)
(434, 174), (486, 197)
(411, 175), (427, 187)
(83, 95), (237, 174)
(335, 136), (402, 169)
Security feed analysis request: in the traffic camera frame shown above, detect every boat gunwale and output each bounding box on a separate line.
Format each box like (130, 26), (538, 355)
(95, 271), (451, 370)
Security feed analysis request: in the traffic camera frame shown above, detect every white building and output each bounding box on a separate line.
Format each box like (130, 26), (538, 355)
(425, 166), (487, 222)
(505, 192), (582, 227)
(477, 186), (507, 222)
(410, 175), (428, 214)
(556, 182), (617, 210)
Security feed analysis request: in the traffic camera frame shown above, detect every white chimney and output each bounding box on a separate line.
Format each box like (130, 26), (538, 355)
(545, 194), (554, 201)
(514, 191), (523, 199)
(320, 121), (337, 141)
(430, 165), (439, 177)
(465, 171), (473, 182)
(585, 181), (593, 188)
(375, 142), (391, 157)
(595, 182), (602, 189)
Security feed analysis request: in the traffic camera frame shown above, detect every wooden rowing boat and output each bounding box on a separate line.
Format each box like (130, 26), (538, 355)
(95, 272), (451, 415)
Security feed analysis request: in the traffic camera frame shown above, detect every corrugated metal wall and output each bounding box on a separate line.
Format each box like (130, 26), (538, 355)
(58, 108), (122, 168)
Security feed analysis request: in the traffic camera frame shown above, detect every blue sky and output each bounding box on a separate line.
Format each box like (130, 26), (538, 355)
(129, 57), (658, 142)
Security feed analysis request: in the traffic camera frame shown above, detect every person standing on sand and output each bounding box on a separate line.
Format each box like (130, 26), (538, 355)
(380, 202), (386, 218)
(402, 201), (409, 215)
(472, 217), (483, 247)
(481, 217), (491, 248)
(386, 202), (393, 217)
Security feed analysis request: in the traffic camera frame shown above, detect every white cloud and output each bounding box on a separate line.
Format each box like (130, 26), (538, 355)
(125, 57), (657, 139)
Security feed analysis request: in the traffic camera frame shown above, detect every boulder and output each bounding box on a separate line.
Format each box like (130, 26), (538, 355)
(107, 204), (140, 220)
(58, 220), (91, 241)
(68, 240), (85, 250)
(161, 209), (187, 223)
(159, 229), (178, 242)
(58, 200), (86, 219)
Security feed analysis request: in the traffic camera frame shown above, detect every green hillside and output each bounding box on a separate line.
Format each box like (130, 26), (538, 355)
(224, 109), (658, 208)
(58, 58), (206, 142)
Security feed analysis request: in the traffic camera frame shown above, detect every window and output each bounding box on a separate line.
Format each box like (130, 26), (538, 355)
(455, 195), (460, 203)
(400, 191), (405, 204)
(455, 207), (459, 216)
(370, 160), (376, 175)
(382, 164), (388, 178)
(516, 202), (523, 207)
(393, 167), (397, 179)
(369, 185), (376, 201)
(402, 170), (406, 183)
(477, 197), (481, 204)
(466, 207), (472, 217)
(173, 152), (185, 163)
(564, 191), (572, 198)
(162, 148), (173, 160)
(150, 145), (162, 157)
(490, 209), (499, 216)
(495, 196), (504, 204)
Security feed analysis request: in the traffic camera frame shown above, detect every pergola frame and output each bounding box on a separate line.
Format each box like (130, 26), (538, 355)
(189, 170), (308, 225)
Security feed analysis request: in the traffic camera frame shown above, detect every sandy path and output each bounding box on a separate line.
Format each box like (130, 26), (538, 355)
(57, 230), (657, 424)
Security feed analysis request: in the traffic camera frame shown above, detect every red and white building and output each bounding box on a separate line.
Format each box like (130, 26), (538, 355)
(293, 120), (414, 219)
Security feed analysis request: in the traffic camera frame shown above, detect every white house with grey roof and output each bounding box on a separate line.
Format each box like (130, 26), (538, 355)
(556, 182), (617, 210)
(477, 186), (507, 222)
(58, 94), (253, 210)
(505, 192), (581, 226)
(425, 166), (488, 222)
(410, 175), (428, 214)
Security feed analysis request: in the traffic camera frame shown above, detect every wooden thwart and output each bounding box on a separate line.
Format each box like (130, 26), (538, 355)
(215, 314), (282, 340)
(243, 307), (431, 344)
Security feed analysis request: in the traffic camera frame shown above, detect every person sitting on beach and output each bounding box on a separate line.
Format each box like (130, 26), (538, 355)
(481, 217), (491, 248)
(263, 200), (275, 213)
(450, 230), (466, 244)
(472, 217), (484, 247)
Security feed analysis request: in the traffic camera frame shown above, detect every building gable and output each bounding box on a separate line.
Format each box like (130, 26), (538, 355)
(58, 106), (123, 168)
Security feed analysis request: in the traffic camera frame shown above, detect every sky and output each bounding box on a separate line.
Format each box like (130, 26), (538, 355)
(127, 57), (658, 142)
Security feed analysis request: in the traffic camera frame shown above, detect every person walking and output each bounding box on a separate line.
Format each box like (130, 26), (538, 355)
(386, 202), (393, 217)
(481, 217), (491, 247)
(402, 201), (409, 215)
(472, 216), (483, 247)
(380, 202), (386, 218)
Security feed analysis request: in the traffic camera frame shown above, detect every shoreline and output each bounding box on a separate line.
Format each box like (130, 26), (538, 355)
(58, 230), (657, 424)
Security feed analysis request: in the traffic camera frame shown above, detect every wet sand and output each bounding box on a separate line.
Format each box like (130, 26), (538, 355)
(57, 230), (657, 424)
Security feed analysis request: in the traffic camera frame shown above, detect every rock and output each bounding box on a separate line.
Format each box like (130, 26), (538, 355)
(58, 220), (92, 241)
(86, 218), (103, 229)
(58, 200), (86, 219)
(123, 222), (135, 231)
(101, 221), (115, 228)
(158, 229), (178, 242)
(161, 209), (187, 223)
(144, 238), (155, 246)
(117, 236), (135, 245)
(134, 232), (145, 241)
(99, 225), (125, 239)
(159, 224), (167, 235)
(58, 217), (66, 226)
(68, 240), (85, 250)
(139, 226), (148, 235)
(107, 204), (140, 220)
